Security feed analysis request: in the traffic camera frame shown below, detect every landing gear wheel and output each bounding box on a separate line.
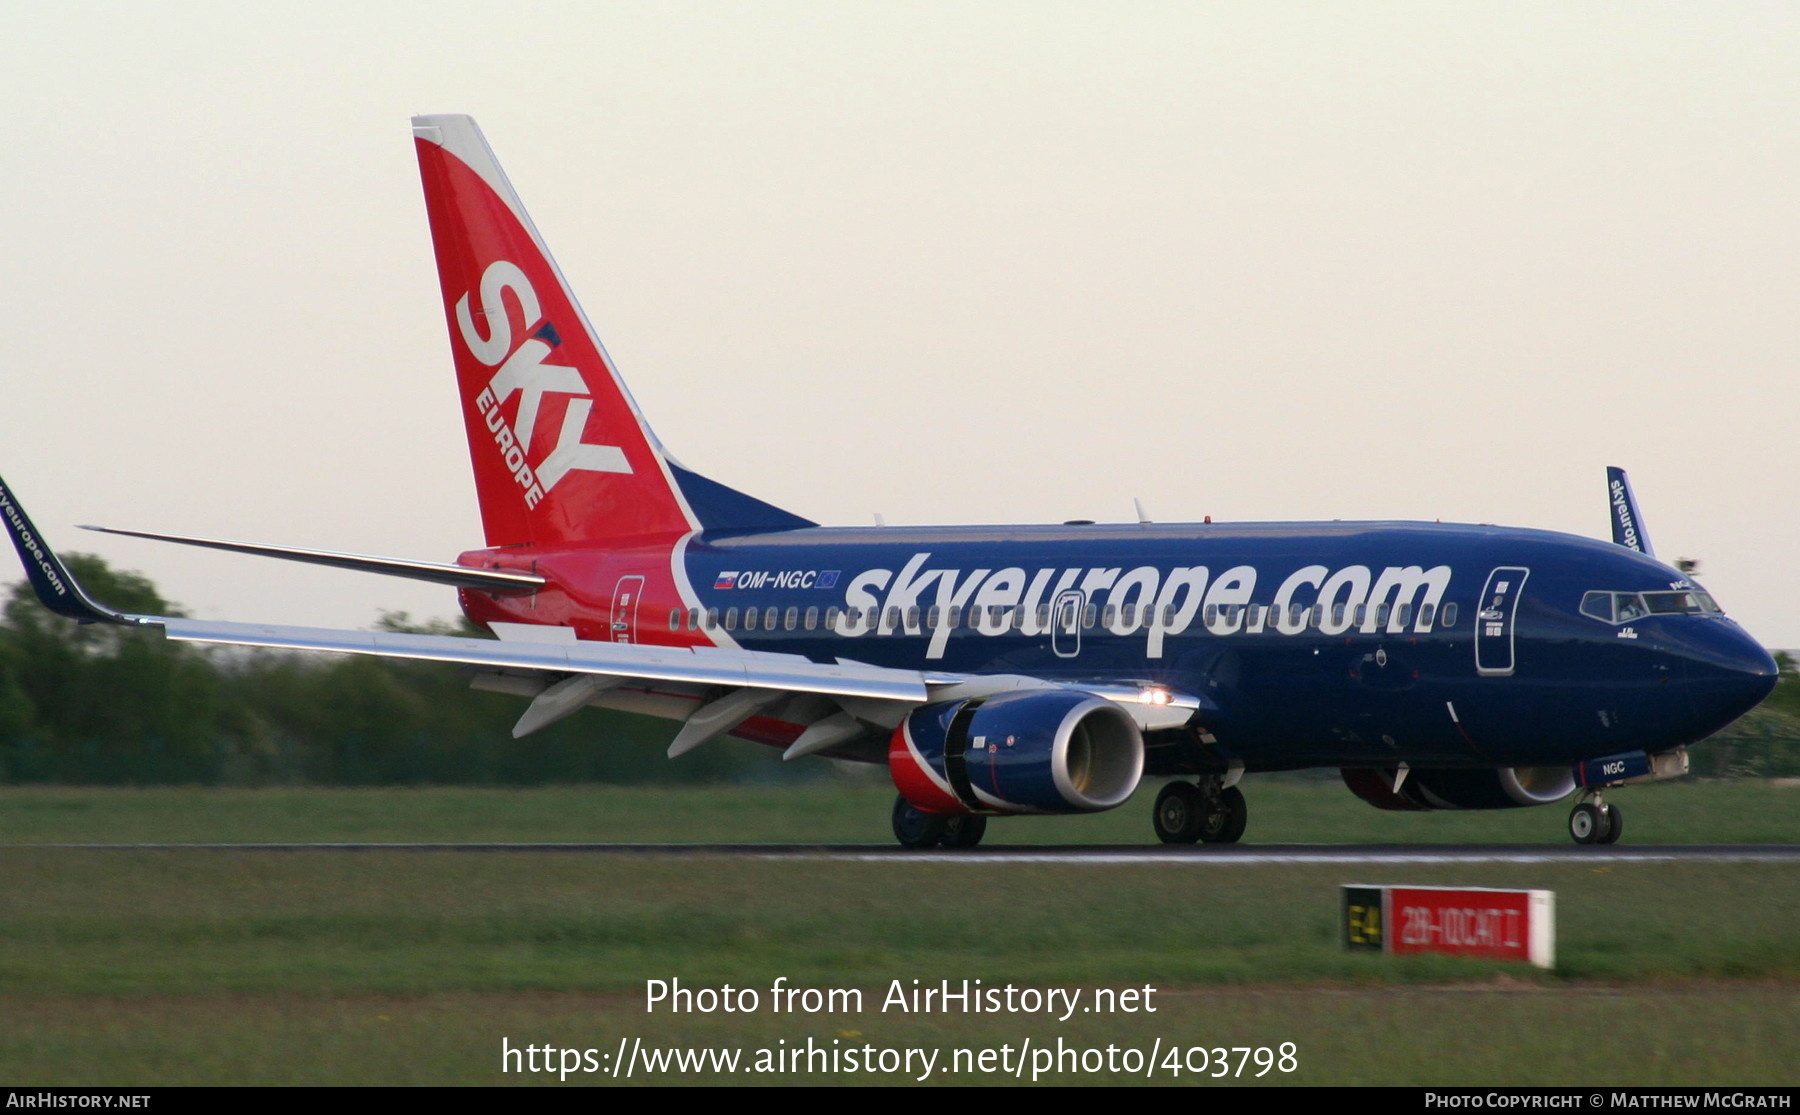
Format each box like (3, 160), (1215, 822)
(892, 796), (948, 849)
(1200, 785), (1248, 844)
(1569, 802), (1606, 845)
(1596, 803), (1624, 845)
(941, 815), (988, 849)
(1153, 782), (1204, 844)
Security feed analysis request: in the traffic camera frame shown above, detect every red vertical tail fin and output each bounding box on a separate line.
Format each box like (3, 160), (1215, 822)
(414, 115), (709, 548)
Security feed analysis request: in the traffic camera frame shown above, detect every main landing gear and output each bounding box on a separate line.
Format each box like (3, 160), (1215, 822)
(1153, 777), (1247, 844)
(1568, 793), (1623, 846)
(891, 796), (988, 849)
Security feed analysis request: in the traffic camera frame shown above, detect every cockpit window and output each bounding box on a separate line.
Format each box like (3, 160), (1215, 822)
(1582, 589), (1721, 624)
(1580, 591), (1614, 623)
(1644, 591), (1719, 615)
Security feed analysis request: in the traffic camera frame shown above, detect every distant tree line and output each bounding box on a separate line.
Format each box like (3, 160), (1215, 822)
(0, 555), (817, 786)
(0, 556), (1794, 785)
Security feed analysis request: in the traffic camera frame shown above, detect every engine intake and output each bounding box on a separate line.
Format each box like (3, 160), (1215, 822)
(890, 689), (1144, 815)
(1342, 766), (1576, 811)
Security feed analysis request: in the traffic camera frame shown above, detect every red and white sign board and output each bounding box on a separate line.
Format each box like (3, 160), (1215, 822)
(1342, 885), (1554, 969)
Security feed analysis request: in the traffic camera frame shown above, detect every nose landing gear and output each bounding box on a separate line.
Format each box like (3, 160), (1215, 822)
(1568, 794), (1623, 845)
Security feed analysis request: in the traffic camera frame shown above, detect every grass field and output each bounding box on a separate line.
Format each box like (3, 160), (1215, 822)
(4, 776), (1799, 845)
(1, 781), (1796, 1086)
(8, 985), (1795, 1086)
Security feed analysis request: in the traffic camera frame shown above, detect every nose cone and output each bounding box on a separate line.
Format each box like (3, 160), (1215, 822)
(1679, 621), (1779, 734)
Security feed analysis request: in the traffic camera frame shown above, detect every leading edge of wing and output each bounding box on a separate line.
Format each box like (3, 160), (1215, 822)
(159, 617), (931, 703)
(0, 472), (920, 702)
(1, 473), (1191, 723)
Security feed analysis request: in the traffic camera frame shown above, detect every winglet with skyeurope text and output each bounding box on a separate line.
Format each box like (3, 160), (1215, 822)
(0, 475), (151, 625)
(1605, 466), (1655, 558)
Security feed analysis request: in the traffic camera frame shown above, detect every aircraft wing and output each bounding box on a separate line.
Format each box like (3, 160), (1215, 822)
(158, 616), (929, 702)
(2, 472), (916, 692)
(1, 474), (1200, 759)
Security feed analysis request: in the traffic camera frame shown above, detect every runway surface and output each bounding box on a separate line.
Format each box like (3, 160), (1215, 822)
(17, 842), (1800, 863)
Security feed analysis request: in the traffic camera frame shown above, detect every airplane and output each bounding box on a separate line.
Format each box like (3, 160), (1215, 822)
(0, 115), (1777, 848)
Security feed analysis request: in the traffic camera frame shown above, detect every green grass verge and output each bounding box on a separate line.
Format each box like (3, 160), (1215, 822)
(2, 783), (1797, 1084)
(5, 987), (1795, 1086)
(4, 856), (1798, 994)
(3, 777), (1798, 844)
(0, 853), (1796, 1084)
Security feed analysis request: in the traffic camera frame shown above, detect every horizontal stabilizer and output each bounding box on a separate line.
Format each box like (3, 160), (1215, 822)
(82, 526), (545, 593)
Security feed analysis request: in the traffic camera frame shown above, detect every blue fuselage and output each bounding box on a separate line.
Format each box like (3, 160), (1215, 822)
(643, 519), (1775, 773)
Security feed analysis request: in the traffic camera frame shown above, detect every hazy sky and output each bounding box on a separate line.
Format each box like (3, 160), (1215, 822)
(5, 3), (1798, 644)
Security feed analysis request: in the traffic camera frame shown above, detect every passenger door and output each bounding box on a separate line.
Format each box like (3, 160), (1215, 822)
(1051, 590), (1083, 659)
(1474, 567), (1529, 676)
(611, 575), (645, 643)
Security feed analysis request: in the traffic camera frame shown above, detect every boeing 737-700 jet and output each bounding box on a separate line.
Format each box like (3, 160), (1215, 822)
(1, 116), (1777, 848)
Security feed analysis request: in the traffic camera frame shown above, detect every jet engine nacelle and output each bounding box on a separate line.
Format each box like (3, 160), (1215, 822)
(890, 689), (1144, 816)
(1341, 766), (1576, 811)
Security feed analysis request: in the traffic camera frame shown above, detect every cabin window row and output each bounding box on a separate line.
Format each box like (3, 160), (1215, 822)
(666, 600), (1460, 634)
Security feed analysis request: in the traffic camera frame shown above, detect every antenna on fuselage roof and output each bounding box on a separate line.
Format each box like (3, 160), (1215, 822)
(1133, 498), (1152, 525)
(873, 513), (886, 527)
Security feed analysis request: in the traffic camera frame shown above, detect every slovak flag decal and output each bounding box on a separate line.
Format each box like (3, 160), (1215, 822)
(714, 572), (738, 590)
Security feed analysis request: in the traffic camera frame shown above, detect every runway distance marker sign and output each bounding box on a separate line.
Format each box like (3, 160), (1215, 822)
(1342, 884), (1554, 969)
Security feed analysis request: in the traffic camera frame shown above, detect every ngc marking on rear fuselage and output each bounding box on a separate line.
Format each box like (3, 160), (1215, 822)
(727, 570), (834, 591)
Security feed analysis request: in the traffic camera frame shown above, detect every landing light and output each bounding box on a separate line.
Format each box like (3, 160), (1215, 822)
(1140, 688), (1172, 706)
